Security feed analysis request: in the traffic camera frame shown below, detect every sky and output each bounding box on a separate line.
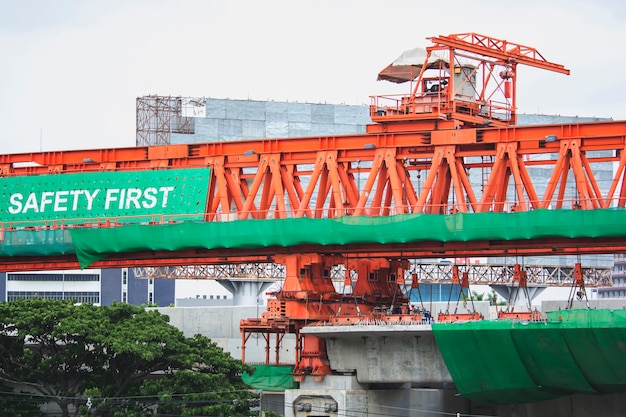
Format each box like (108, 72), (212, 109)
(1, 0), (626, 155)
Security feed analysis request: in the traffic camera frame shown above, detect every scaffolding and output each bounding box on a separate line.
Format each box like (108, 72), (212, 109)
(132, 262), (612, 287)
(136, 95), (202, 146)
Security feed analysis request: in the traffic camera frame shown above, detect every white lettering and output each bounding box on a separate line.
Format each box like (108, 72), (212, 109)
(118, 189), (126, 210)
(83, 189), (100, 210)
(54, 191), (69, 212)
(104, 189), (119, 210)
(142, 188), (157, 209)
(8, 193), (23, 214)
(125, 188), (142, 209)
(6, 183), (187, 217)
(159, 186), (175, 208)
(69, 190), (83, 210)
(39, 191), (55, 212)
(23, 193), (39, 213)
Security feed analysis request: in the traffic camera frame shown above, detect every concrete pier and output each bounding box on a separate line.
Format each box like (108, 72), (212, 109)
(215, 279), (274, 306)
(285, 375), (470, 417)
(303, 324), (452, 385)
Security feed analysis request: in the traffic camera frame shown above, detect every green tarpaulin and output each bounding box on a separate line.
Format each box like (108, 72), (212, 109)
(1, 208), (626, 268)
(242, 365), (297, 391)
(432, 309), (626, 405)
(66, 208), (626, 268)
(545, 309), (626, 393)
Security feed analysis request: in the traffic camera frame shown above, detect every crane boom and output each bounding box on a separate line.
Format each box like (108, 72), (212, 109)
(429, 33), (570, 74)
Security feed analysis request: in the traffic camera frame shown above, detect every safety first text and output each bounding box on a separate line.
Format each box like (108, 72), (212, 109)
(7, 187), (175, 214)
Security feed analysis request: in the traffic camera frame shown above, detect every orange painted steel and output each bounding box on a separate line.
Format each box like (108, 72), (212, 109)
(3, 121), (626, 225)
(430, 33), (570, 74)
(239, 316), (298, 365)
(292, 335), (331, 382)
(437, 312), (484, 323)
(240, 253), (411, 376)
(496, 264), (541, 320)
(372, 32), (569, 128)
(496, 311), (542, 321)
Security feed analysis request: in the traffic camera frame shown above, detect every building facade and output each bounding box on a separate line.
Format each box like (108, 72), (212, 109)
(0, 269), (176, 307)
(595, 254), (626, 299)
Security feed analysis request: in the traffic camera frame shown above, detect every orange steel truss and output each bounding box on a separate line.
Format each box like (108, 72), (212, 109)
(2, 120), (626, 222)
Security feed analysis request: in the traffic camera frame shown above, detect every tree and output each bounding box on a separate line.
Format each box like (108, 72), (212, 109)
(0, 380), (46, 417)
(83, 335), (258, 417)
(470, 290), (506, 306)
(0, 299), (256, 417)
(471, 290), (485, 301)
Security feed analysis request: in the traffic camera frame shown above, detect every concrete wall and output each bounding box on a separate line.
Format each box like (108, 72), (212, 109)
(302, 302), (490, 385)
(542, 298), (626, 311)
(175, 298), (233, 307)
(155, 306), (297, 364)
(285, 376), (470, 417)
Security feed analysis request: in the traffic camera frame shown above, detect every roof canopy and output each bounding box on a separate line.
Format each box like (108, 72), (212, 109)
(377, 47), (473, 83)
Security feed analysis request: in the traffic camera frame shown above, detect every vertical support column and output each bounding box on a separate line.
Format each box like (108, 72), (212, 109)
(275, 333), (281, 365)
(263, 333), (270, 365)
(292, 335), (332, 383)
(241, 330), (246, 363)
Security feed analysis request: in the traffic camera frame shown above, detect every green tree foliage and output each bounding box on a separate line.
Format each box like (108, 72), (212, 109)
(0, 299), (256, 417)
(470, 290), (506, 306)
(0, 381), (46, 417)
(471, 290), (485, 301)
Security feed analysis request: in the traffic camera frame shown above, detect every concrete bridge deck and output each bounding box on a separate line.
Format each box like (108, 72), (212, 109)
(303, 323), (452, 386)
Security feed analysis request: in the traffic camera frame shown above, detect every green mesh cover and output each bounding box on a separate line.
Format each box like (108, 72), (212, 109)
(545, 309), (626, 393)
(242, 365), (297, 391)
(66, 208), (626, 268)
(432, 309), (626, 405)
(0, 229), (74, 256)
(2, 208), (626, 265)
(432, 320), (561, 404)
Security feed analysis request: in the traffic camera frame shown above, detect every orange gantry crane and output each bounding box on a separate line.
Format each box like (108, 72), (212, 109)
(373, 32), (569, 129)
(1, 33), (626, 380)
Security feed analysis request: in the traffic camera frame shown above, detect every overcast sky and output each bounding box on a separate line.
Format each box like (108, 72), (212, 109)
(1, 0), (625, 155)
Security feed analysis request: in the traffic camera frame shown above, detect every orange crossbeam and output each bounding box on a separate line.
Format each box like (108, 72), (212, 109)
(1, 236), (626, 272)
(437, 312), (484, 323)
(429, 33), (570, 75)
(2, 121), (626, 224)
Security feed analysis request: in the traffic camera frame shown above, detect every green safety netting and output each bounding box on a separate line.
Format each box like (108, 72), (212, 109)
(0, 228), (74, 256)
(432, 309), (626, 405)
(545, 309), (626, 393)
(66, 208), (626, 268)
(242, 365), (297, 391)
(1, 208), (626, 268)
